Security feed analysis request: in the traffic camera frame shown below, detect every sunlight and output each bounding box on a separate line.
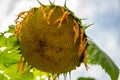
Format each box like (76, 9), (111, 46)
(0, 47), (7, 51)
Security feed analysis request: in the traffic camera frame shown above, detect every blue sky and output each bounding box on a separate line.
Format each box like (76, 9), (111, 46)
(0, 0), (120, 80)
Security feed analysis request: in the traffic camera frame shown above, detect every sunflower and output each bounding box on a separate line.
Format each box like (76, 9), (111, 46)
(14, 0), (88, 79)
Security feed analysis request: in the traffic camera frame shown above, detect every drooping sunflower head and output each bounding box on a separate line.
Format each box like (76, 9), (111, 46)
(15, 1), (88, 79)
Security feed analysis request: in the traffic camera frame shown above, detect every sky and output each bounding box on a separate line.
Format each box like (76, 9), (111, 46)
(0, 0), (120, 80)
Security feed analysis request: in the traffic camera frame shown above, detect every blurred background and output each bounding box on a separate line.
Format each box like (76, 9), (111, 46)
(0, 0), (120, 80)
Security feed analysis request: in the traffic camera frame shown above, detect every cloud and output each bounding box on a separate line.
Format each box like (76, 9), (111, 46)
(74, 0), (96, 18)
(62, 64), (111, 80)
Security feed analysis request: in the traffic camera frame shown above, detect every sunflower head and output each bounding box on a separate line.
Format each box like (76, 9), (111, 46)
(15, 1), (88, 79)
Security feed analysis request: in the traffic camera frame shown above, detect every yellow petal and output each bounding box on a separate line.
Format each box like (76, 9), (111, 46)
(73, 19), (79, 44)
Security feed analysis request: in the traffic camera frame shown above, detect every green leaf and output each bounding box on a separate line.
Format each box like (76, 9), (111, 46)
(77, 77), (95, 80)
(6, 35), (19, 48)
(0, 25), (19, 48)
(0, 25), (16, 48)
(0, 73), (8, 80)
(87, 40), (119, 80)
(0, 64), (34, 80)
(7, 25), (15, 33)
(14, 72), (34, 80)
(1, 48), (21, 67)
(0, 33), (7, 47)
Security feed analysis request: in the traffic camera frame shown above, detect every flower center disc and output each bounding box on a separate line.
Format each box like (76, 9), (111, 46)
(17, 5), (85, 74)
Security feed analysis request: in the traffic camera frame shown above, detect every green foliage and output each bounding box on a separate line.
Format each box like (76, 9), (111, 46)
(87, 40), (119, 80)
(0, 26), (30, 80)
(0, 74), (8, 80)
(0, 25), (119, 80)
(77, 77), (95, 80)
